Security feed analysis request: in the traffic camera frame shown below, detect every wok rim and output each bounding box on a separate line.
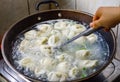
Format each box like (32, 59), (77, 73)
(1, 9), (117, 82)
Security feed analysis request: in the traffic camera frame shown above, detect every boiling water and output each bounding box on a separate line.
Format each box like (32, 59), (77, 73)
(12, 19), (109, 81)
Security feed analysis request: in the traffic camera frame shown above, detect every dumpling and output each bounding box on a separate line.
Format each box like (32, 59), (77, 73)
(68, 31), (76, 39)
(19, 39), (42, 55)
(40, 45), (52, 57)
(74, 36), (88, 45)
(18, 39), (31, 54)
(19, 57), (32, 67)
(78, 60), (98, 68)
(56, 61), (71, 73)
(24, 30), (37, 40)
(19, 39), (28, 51)
(75, 50), (90, 59)
(48, 35), (62, 47)
(48, 72), (60, 81)
(86, 34), (98, 44)
(36, 24), (53, 37)
(34, 68), (48, 77)
(34, 37), (48, 45)
(19, 57), (36, 71)
(69, 66), (80, 79)
(70, 24), (86, 33)
(36, 24), (52, 32)
(62, 29), (69, 37)
(48, 71), (68, 82)
(56, 53), (73, 62)
(56, 54), (65, 62)
(40, 57), (57, 70)
(50, 30), (61, 36)
(54, 21), (68, 30)
(62, 28), (76, 39)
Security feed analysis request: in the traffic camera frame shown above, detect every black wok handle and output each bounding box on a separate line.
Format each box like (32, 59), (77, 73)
(35, 0), (60, 11)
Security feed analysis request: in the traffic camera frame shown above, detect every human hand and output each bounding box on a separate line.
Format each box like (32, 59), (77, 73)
(90, 7), (120, 31)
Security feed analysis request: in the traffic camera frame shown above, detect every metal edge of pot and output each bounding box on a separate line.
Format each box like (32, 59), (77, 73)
(1, 9), (117, 82)
(1, 29), (31, 81)
(1, 23), (32, 81)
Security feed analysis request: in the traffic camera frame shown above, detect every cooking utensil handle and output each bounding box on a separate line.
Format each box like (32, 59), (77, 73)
(35, 0), (60, 11)
(83, 26), (103, 36)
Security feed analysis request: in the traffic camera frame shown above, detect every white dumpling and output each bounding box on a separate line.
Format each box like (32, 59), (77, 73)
(86, 34), (98, 44)
(62, 29), (76, 39)
(70, 24), (86, 33)
(50, 30), (61, 36)
(54, 21), (68, 30)
(56, 53), (73, 62)
(56, 54), (66, 62)
(48, 72), (67, 82)
(24, 30), (37, 40)
(48, 35), (62, 47)
(74, 36), (88, 45)
(34, 37), (48, 45)
(69, 66), (79, 78)
(56, 54), (65, 62)
(19, 39), (31, 54)
(36, 24), (52, 32)
(19, 57), (31, 67)
(40, 45), (52, 57)
(68, 31), (76, 39)
(62, 29), (69, 37)
(34, 68), (48, 77)
(56, 61), (71, 73)
(36, 24), (53, 37)
(40, 57), (57, 70)
(24, 46), (41, 56)
(78, 60), (98, 68)
(19, 39), (28, 51)
(19, 57), (36, 71)
(76, 50), (90, 59)
(48, 72), (60, 81)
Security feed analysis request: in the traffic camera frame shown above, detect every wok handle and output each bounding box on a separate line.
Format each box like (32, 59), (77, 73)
(35, 0), (60, 11)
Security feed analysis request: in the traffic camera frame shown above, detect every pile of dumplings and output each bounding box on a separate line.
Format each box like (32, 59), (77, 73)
(17, 19), (99, 81)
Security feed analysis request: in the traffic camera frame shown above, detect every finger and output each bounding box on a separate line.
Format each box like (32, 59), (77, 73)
(90, 20), (101, 29)
(93, 7), (103, 21)
(93, 14), (99, 21)
(90, 22), (94, 27)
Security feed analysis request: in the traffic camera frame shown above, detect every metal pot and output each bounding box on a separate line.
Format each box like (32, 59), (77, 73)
(1, 0), (116, 82)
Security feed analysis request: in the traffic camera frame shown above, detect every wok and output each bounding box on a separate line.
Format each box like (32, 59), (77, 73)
(1, 0), (116, 82)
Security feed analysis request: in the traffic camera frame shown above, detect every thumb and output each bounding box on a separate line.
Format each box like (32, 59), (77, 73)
(90, 20), (101, 29)
(90, 20), (110, 32)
